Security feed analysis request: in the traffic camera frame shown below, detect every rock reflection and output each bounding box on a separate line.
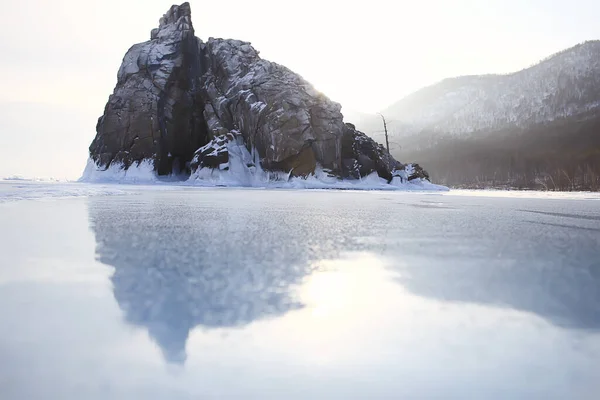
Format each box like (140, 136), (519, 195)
(86, 190), (600, 365)
(392, 233), (600, 330)
(86, 194), (365, 364)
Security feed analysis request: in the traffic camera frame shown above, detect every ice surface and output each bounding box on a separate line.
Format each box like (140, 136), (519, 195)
(4, 179), (600, 206)
(2, 175), (64, 182)
(448, 189), (600, 201)
(0, 181), (128, 203)
(1, 188), (599, 399)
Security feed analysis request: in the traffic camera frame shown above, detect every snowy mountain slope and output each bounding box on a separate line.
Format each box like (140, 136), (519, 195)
(377, 41), (600, 137)
(350, 41), (600, 190)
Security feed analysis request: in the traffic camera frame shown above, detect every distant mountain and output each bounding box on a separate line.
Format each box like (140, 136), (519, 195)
(354, 42), (600, 190)
(385, 41), (600, 136)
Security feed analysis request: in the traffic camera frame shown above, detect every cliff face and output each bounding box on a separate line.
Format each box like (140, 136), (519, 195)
(90, 4), (207, 176)
(88, 3), (423, 183)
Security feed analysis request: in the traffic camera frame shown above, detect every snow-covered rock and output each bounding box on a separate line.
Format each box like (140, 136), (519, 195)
(85, 2), (434, 188)
(186, 130), (444, 190)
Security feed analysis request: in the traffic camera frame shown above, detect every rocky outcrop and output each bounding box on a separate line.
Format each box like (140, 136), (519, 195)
(87, 2), (430, 184)
(341, 123), (404, 181)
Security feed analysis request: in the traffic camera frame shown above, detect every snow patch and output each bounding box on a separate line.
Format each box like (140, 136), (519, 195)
(189, 139), (288, 187)
(80, 158), (160, 184)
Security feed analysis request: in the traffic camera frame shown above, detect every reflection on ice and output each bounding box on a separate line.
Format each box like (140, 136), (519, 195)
(302, 253), (395, 318)
(2, 188), (600, 398)
(391, 232), (600, 330)
(87, 193), (367, 363)
(86, 189), (600, 366)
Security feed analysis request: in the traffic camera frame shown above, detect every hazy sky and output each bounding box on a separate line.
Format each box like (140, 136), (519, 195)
(1, 0), (599, 179)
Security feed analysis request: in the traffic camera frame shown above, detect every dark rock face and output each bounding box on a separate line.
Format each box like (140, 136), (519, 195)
(340, 123), (404, 181)
(89, 3), (207, 175)
(88, 2), (429, 182)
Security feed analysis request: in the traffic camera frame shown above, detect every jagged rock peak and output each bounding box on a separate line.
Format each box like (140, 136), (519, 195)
(151, 2), (194, 40)
(91, 2), (205, 175)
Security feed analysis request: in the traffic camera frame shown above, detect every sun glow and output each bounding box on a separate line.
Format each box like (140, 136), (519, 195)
(301, 252), (394, 317)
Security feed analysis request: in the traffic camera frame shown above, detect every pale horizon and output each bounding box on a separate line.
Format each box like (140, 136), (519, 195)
(1, 0), (599, 179)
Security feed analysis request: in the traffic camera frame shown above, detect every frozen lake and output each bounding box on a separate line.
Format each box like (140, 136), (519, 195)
(1, 181), (599, 399)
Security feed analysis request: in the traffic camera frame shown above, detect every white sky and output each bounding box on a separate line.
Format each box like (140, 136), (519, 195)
(1, 0), (599, 179)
